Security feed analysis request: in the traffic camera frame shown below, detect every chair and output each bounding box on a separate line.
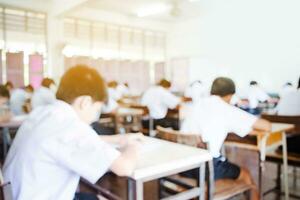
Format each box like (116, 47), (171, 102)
(261, 114), (300, 198)
(0, 168), (13, 200)
(156, 126), (252, 200)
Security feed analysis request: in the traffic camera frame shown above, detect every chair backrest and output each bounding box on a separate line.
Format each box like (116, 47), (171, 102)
(261, 114), (300, 134)
(156, 126), (207, 149)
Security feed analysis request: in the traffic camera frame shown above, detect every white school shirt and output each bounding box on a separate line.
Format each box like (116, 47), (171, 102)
(141, 86), (180, 119)
(181, 96), (257, 158)
(116, 84), (130, 97)
(277, 90), (300, 116)
(108, 88), (122, 101)
(247, 86), (270, 109)
(184, 82), (208, 103)
(3, 100), (120, 200)
(31, 86), (56, 109)
(9, 89), (31, 115)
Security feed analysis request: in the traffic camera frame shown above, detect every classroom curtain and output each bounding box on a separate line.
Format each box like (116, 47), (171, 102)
(29, 54), (43, 88)
(6, 52), (24, 88)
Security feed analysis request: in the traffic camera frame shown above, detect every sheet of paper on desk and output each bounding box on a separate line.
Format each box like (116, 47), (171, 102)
(110, 138), (162, 153)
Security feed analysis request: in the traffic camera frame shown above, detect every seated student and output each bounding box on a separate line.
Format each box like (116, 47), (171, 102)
(246, 81), (271, 115)
(31, 78), (56, 109)
(22, 85), (34, 113)
(9, 85), (33, 116)
(184, 80), (208, 103)
(4, 81), (14, 95)
(141, 79), (181, 130)
(276, 81), (300, 116)
(276, 77), (300, 155)
(0, 85), (12, 123)
(107, 81), (122, 101)
(116, 82), (130, 98)
(181, 77), (271, 200)
(279, 82), (296, 97)
(3, 65), (143, 200)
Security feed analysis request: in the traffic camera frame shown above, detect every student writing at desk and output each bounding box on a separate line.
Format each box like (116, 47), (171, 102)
(276, 76), (300, 116)
(181, 77), (271, 200)
(141, 79), (181, 130)
(3, 65), (143, 200)
(31, 78), (57, 110)
(0, 85), (12, 123)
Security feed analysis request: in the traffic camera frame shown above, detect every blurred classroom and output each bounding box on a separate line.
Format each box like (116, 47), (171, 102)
(0, 0), (299, 200)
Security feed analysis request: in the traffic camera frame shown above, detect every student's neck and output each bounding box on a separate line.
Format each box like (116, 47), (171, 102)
(221, 96), (231, 104)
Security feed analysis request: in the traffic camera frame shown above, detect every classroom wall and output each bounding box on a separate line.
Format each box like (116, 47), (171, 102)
(49, 8), (171, 81)
(167, 0), (300, 93)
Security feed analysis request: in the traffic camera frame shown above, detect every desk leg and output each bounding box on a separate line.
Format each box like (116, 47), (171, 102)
(128, 178), (143, 200)
(258, 157), (263, 199)
(199, 163), (206, 200)
(282, 132), (289, 200)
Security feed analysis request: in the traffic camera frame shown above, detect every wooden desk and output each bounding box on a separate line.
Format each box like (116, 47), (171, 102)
(225, 123), (294, 200)
(127, 137), (212, 200)
(0, 115), (27, 157)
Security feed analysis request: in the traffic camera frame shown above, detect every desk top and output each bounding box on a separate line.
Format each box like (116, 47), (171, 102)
(116, 108), (144, 117)
(250, 123), (295, 136)
(0, 115), (27, 128)
(129, 137), (212, 181)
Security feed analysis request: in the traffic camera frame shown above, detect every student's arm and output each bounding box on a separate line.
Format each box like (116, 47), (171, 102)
(109, 140), (140, 176)
(252, 118), (272, 132)
(0, 112), (12, 123)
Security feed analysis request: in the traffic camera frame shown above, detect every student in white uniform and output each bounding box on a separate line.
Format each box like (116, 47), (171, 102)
(107, 81), (122, 101)
(141, 79), (180, 130)
(184, 80), (208, 103)
(277, 78), (300, 116)
(247, 81), (271, 114)
(9, 85), (33, 116)
(116, 82), (130, 97)
(31, 78), (56, 109)
(181, 77), (271, 200)
(3, 65), (143, 200)
(0, 85), (11, 123)
(279, 82), (296, 97)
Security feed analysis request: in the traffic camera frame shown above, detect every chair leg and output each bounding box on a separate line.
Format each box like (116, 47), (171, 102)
(276, 163), (282, 197)
(293, 167), (297, 189)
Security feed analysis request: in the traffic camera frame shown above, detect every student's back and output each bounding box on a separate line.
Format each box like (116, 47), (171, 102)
(9, 88), (30, 115)
(277, 90), (300, 116)
(3, 100), (119, 200)
(181, 95), (257, 157)
(141, 85), (179, 119)
(31, 86), (56, 109)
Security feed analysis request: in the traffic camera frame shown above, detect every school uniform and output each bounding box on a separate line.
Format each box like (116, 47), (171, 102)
(277, 90), (300, 116)
(279, 85), (296, 98)
(116, 84), (130, 97)
(181, 95), (257, 180)
(31, 86), (56, 109)
(9, 89), (31, 115)
(184, 82), (208, 103)
(3, 100), (120, 200)
(247, 85), (270, 109)
(108, 88), (121, 101)
(141, 85), (180, 130)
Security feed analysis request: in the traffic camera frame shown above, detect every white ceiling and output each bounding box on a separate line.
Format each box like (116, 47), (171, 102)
(82, 0), (202, 22)
(0, 0), (203, 22)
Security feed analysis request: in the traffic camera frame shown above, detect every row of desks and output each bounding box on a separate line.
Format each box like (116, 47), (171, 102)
(0, 112), (295, 199)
